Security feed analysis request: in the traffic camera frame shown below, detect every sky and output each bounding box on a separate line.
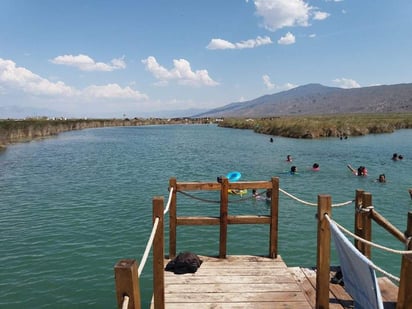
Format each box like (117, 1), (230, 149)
(1, 0), (412, 119)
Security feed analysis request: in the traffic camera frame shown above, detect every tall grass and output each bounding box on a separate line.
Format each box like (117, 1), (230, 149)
(219, 113), (412, 138)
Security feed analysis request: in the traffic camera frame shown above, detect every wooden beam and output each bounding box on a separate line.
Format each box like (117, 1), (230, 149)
(316, 194), (331, 309)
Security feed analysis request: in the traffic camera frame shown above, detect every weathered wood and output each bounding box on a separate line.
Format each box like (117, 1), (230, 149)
(269, 177), (279, 258)
(361, 192), (373, 258)
(354, 189), (364, 251)
(152, 197), (165, 309)
(219, 178), (229, 258)
(175, 180), (272, 191)
(160, 255), (312, 309)
(169, 178), (177, 259)
(316, 194), (332, 309)
(114, 259), (140, 309)
(176, 182), (221, 191)
(378, 277), (397, 308)
(370, 209), (407, 243)
(396, 211), (412, 309)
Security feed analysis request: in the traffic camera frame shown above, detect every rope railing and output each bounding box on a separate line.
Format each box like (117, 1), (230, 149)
(325, 214), (412, 282)
(137, 188), (174, 277)
(121, 295), (129, 309)
(177, 187), (353, 208)
(164, 187), (174, 215)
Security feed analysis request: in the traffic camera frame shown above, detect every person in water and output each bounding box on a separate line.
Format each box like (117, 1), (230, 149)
(377, 174), (386, 183)
(290, 166), (297, 174)
(392, 153), (399, 161)
(347, 164), (368, 176)
(409, 188), (412, 200)
(312, 163), (320, 171)
(286, 155), (292, 162)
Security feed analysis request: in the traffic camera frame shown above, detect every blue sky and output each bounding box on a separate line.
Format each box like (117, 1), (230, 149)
(1, 0), (412, 118)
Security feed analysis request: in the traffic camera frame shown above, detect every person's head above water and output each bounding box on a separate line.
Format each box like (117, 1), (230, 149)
(312, 163), (320, 171)
(357, 166), (367, 176)
(290, 166), (297, 173)
(378, 174), (386, 183)
(286, 154), (292, 162)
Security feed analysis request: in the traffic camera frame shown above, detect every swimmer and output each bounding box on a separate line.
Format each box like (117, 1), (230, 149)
(347, 164), (368, 176)
(312, 163), (320, 171)
(377, 174), (386, 183)
(286, 155), (292, 162)
(290, 166), (297, 174)
(392, 153), (398, 161)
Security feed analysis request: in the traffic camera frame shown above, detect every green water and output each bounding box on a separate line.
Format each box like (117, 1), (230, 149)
(0, 124), (411, 308)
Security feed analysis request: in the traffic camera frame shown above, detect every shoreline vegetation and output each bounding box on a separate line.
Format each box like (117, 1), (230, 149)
(1, 113), (412, 151)
(217, 113), (412, 139)
(0, 117), (210, 151)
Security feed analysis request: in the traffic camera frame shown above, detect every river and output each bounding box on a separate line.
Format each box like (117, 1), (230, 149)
(0, 124), (411, 308)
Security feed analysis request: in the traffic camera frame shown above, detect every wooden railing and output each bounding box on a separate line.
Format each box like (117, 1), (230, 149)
(113, 179), (412, 309)
(316, 191), (412, 309)
(168, 176), (280, 259)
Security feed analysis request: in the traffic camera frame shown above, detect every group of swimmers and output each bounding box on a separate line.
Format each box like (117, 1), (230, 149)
(392, 153), (404, 161)
(285, 155), (320, 175)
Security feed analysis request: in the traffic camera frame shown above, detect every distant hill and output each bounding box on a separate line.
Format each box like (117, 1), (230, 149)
(193, 83), (412, 118)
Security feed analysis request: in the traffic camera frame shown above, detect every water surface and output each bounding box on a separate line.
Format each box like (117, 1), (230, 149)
(0, 125), (411, 308)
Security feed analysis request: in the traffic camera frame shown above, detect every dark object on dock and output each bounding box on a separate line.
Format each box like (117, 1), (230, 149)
(165, 252), (203, 274)
(331, 268), (344, 286)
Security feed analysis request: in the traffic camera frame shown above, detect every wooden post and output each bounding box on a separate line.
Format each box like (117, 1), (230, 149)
(316, 194), (331, 309)
(169, 177), (177, 259)
(153, 197), (165, 309)
(361, 192), (372, 259)
(354, 189), (364, 251)
(114, 259), (141, 309)
(396, 211), (412, 309)
(219, 177), (229, 258)
(269, 177), (279, 258)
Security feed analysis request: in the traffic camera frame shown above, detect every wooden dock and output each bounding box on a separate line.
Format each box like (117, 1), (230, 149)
(155, 255), (398, 309)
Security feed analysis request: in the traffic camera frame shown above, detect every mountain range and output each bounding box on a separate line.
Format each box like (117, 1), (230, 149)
(193, 83), (412, 118)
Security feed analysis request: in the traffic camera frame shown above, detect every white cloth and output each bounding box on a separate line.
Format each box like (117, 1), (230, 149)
(329, 220), (383, 309)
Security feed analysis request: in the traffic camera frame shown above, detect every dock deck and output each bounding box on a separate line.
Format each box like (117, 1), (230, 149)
(155, 255), (398, 309)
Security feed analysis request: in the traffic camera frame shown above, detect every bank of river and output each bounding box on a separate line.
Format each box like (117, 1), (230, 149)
(0, 118), (210, 149)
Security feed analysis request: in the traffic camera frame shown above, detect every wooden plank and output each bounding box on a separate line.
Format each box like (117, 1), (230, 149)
(300, 267), (347, 309)
(165, 275), (296, 284)
(165, 283), (302, 293)
(159, 255), (315, 308)
(164, 291), (309, 303)
(163, 301), (311, 309)
(378, 277), (398, 309)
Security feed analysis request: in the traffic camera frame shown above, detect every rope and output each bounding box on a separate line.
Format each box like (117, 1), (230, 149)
(279, 188), (353, 207)
(324, 214), (412, 282)
(325, 214), (412, 255)
(177, 187), (353, 207)
(121, 295), (129, 309)
(164, 187), (174, 215)
(177, 190), (220, 203)
(138, 217), (160, 276)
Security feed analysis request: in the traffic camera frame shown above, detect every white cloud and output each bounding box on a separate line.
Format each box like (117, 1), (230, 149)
(50, 54), (126, 72)
(278, 32), (296, 45)
(313, 11), (330, 20)
(0, 58), (75, 96)
(83, 84), (148, 100)
(0, 58), (147, 101)
(309, 33), (316, 38)
(142, 56), (219, 87)
(253, 0), (331, 31)
(262, 74), (297, 91)
(332, 78), (361, 88)
(207, 36), (272, 50)
(254, 0), (312, 31)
